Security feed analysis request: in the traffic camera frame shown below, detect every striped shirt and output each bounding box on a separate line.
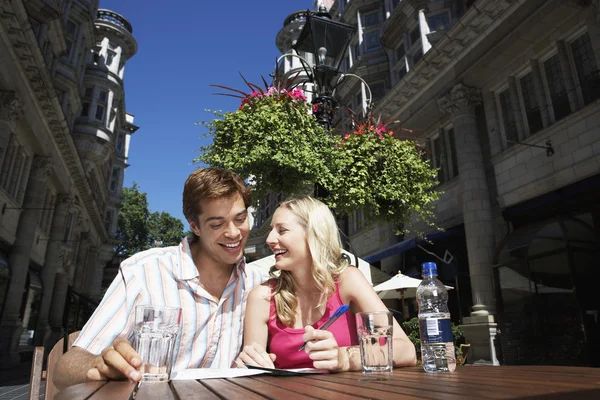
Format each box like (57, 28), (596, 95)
(73, 238), (263, 372)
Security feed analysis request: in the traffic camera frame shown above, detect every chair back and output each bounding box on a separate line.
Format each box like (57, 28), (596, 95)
(28, 331), (81, 400)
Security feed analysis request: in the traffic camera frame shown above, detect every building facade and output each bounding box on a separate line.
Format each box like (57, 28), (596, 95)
(0, 0), (137, 366)
(252, 0), (600, 366)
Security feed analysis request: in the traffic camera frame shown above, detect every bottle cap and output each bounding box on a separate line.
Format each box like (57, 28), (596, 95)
(422, 262), (437, 275)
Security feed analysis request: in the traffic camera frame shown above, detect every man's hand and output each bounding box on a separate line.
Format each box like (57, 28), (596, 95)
(235, 343), (276, 368)
(86, 338), (143, 382)
(302, 325), (342, 371)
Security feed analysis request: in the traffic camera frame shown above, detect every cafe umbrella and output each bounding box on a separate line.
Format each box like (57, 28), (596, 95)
(373, 273), (453, 320)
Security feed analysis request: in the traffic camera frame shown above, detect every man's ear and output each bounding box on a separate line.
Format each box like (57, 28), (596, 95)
(189, 220), (200, 236)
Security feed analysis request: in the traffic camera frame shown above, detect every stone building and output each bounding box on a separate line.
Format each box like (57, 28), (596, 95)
(252, 0), (600, 366)
(0, 0), (137, 366)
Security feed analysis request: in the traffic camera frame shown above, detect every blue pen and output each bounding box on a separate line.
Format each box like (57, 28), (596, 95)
(298, 304), (350, 351)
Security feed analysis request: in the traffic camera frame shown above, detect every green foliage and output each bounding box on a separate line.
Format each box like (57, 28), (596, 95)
(329, 131), (439, 232)
(401, 317), (465, 361)
(196, 84), (441, 232)
(115, 183), (185, 257)
(198, 95), (338, 203)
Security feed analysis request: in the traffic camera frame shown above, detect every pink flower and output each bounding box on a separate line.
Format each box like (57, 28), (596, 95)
(313, 104), (319, 113)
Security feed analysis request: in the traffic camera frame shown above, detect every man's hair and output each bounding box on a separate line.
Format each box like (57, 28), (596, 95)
(182, 168), (251, 225)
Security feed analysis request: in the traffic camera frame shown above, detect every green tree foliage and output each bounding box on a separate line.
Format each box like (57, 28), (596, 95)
(115, 183), (184, 257)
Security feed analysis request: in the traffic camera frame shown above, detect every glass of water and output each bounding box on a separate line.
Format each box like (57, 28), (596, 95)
(356, 311), (393, 374)
(134, 305), (181, 382)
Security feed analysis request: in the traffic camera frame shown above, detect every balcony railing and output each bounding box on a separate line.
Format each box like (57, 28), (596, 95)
(97, 9), (133, 33)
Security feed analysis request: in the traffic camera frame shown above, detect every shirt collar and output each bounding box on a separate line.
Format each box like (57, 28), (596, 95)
(177, 237), (247, 281)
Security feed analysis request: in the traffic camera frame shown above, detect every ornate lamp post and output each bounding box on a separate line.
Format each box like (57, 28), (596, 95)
(288, 7), (357, 130)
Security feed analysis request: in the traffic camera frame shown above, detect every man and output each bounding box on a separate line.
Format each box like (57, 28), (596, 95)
(54, 168), (263, 388)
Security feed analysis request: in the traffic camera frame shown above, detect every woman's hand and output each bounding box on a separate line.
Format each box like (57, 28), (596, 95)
(235, 343), (276, 368)
(302, 326), (343, 371)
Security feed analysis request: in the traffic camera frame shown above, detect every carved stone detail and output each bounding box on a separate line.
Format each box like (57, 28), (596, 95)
(0, 90), (24, 121)
(437, 83), (482, 116)
(31, 156), (53, 178)
(56, 193), (75, 210)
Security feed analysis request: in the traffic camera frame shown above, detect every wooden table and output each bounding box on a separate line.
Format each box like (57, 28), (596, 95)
(55, 366), (600, 399)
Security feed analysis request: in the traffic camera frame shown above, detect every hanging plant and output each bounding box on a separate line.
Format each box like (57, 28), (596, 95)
(196, 77), (441, 234)
(197, 76), (338, 202)
(327, 112), (440, 232)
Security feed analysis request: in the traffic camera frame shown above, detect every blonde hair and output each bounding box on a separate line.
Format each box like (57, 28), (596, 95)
(270, 196), (348, 327)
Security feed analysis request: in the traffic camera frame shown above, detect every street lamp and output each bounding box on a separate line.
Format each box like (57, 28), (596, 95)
(285, 7), (361, 130)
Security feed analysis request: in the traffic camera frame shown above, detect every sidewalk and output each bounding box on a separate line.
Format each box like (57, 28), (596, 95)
(0, 360), (43, 400)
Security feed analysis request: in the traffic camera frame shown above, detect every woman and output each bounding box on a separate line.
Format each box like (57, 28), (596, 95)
(237, 196), (416, 371)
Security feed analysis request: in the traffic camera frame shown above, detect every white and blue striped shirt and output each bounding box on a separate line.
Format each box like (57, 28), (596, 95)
(73, 238), (263, 371)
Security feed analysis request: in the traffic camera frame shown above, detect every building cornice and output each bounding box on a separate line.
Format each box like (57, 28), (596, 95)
(1, 0), (108, 242)
(375, 0), (526, 122)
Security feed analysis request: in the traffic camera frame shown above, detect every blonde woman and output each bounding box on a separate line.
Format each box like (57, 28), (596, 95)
(237, 196), (416, 371)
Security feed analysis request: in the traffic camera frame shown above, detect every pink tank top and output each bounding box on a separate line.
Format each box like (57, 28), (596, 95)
(267, 280), (358, 369)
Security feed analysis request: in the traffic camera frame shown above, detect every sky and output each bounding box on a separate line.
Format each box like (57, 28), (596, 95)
(99, 0), (313, 226)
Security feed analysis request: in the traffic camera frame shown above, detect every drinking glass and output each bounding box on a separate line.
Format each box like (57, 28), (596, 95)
(356, 311), (393, 374)
(134, 305), (181, 382)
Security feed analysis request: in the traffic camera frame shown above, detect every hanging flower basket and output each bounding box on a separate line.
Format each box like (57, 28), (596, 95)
(196, 79), (440, 233)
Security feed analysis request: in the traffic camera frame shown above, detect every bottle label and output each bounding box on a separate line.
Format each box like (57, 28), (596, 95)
(419, 317), (453, 344)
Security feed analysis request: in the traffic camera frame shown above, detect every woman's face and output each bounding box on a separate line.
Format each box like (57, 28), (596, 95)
(266, 207), (312, 272)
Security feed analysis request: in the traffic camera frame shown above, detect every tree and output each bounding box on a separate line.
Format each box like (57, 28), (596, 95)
(115, 183), (184, 257)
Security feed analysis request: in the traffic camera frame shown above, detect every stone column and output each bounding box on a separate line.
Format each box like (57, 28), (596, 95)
(0, 156), (53, 362)
(46, 271), (71, 348)
(72, 232), (90, 292)
(35, 194), (74, 345)
(81, 246), (99, 297)
(438, 83), (499, 365)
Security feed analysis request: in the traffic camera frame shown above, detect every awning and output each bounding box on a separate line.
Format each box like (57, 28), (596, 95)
(363, 226), (462, 264)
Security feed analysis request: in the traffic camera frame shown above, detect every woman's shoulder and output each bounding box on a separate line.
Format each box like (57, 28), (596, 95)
(249, 278), (277, 299)
(337, 265), (372, 294)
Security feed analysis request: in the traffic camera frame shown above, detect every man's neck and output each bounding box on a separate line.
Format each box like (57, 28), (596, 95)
(189, 241), (235, 282)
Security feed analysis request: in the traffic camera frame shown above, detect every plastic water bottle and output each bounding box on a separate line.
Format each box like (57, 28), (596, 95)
(416, 262), (456, 372)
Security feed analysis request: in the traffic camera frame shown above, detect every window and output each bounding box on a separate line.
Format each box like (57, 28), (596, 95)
(391, 0), (401, 9)
(432, 128), (459, 184)
(498, 89), (518, 145)
(65, 20), (78, 60)
(410, 27), (420, 46)
(543, 54), (571, 122)
(0, 135), (30, 203)
(412, 48), (423, 66)
(96, 90), (108, 122)
(570, 32), (600, 105)
(353, 42), (360, 62)
(519, 72), (543, 135)
(81, 87), (92, 117)
(110, 168), (120, 192)
(370, 82), (386, 100)
(395, 43), (405, 61)
(116, 133), (125, 153)
(351, 208), (365, 234)
(362, 10), (381, 52)
(63, 212), (74, 243)
(106, 50), (116, 67)
(427, 12), (451, 32)
(363, 10), (380, 27)
(364, 31), (381, 52)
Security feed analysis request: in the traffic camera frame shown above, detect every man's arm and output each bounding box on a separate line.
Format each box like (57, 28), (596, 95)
(53, 347), (97, 389)
(54, 339), (143, 390)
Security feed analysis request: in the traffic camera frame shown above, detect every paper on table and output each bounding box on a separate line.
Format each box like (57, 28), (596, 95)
(245, 365), (330, 376)
(171, 368), (266, 380)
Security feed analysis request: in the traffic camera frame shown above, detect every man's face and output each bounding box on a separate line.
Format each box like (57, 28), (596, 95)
(190, 193), (249, 268)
